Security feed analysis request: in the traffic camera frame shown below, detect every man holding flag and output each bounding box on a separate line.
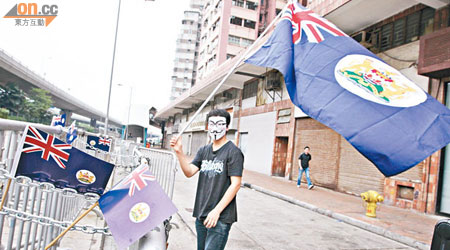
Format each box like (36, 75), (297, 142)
(245, 1), (450, 177)
(170, 109), (244, 250)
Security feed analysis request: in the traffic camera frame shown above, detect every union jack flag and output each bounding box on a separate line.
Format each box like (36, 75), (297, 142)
(99, 137), (111, 146)
(122, 165), (156, 196)
(23, 126), (72, 169)
(282, 2), (347, 44)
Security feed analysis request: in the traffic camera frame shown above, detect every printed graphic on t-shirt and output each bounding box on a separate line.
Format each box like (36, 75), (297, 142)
(200, 159), (224, 177)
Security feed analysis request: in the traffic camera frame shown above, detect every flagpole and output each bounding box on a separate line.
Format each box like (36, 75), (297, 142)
(176, 4), (288, 139)
(0, 179), (12, 211)
(45, 201), (99, 250)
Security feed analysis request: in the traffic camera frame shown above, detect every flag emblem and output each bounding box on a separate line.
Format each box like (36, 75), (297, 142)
(335, 54), (427, 107)
(76, 170), (96, 184)
(122, 165), (156, 196)
(129, 202), (151, 223)
(23, 126), (72, 169)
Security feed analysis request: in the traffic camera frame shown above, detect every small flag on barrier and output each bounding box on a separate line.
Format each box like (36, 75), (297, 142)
(86, 135), (111, 152)
(12, 125), (114, 194)
(99, 164), (177, 250)
(66, 121), (78, 144)
(51, 113), (66, 127)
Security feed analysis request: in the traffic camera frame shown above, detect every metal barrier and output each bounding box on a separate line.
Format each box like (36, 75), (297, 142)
(0, 120), (103, 250)
(137, 147), (177, 200)
(129, 147), (178, 250)
(0, 119), (178, 250)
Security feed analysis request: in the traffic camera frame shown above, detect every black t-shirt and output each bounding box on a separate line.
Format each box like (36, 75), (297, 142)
(299, 153), (311, 168)
(191, 141), (244, 224)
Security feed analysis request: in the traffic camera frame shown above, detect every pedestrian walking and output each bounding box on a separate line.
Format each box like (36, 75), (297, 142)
(170, 109), (244, 250)
(297, 146), (314, 189)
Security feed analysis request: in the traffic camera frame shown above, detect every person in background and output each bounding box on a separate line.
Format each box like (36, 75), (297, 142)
(297, 146), (314, 190)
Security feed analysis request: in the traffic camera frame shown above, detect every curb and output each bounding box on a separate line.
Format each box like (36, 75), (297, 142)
(242, 182), (430, 250)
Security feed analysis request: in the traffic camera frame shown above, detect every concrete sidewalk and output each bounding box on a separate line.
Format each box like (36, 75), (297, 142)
(242, 169), (445, 249)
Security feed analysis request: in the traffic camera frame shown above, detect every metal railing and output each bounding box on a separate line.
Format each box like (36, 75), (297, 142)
(0, 118), (178, 250)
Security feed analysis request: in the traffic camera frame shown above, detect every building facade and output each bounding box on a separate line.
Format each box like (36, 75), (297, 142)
(159, 0), (450, 216)
(170, 0), (205, 101)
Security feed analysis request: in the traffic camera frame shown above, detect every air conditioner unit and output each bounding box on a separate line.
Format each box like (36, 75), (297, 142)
(266, 80), (281, 90)
(351, 31), (373, 49)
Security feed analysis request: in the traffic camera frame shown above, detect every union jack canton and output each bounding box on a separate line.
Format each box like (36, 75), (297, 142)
(282, 2), (347, 44)
(23, 126), (72, 169)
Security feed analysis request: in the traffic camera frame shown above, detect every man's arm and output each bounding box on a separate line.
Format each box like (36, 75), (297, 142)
(298, 159), (303, 169)
(203, 176), (241, 228)
(170, 137), (199, 178)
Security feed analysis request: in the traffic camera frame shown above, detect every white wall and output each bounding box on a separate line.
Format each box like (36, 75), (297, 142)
(242, 96), (256, 109)
(239, 111), (277, 175)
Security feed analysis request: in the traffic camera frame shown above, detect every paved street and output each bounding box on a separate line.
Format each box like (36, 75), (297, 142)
(169, 171), (413, 250)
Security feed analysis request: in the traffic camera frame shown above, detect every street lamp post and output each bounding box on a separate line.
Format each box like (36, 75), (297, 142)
(105, 0), (122, 136)
(118, 84), (133, 140)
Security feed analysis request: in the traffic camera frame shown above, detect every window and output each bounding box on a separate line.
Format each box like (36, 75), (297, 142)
(392, 18), (405, 47)
(379, 23), (393, 51)
(230, 16), (243, 26)
(228, 35), (240, 45)
(244, 20), (256, 29)
(243, 80), (258, 99)
(232, 0), (244, 7)
(276, 8), (282, 15)
(405, 12), (420, 42)
(241, 38), (254, 47)
(369, 7), (435, 51)
(420, 7), (435, 36)
(227, 54), (235, 60)
(246, 1), (257, 10)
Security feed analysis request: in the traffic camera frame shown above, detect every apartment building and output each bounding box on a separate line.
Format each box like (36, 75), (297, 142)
(170, 0), (205, 101)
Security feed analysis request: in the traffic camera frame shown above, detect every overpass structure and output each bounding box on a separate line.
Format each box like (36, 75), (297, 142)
(0, 48), (123, 127)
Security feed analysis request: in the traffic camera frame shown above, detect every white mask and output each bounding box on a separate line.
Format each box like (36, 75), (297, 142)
(208, 116), (227, 141)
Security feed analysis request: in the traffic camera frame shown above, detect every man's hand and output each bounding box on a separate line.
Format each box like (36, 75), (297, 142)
(204, 208), (220, 228)
(170, 137), (182, 153)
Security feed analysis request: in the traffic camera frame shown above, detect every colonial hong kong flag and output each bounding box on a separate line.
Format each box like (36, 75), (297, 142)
(12, 126), (114, 194)
(51, 113), (66, 127)
(99, 164), (177, 250)
(246, 2), (450, 176)
(86, 135), (111, 152)
(66, 121), (78, 144)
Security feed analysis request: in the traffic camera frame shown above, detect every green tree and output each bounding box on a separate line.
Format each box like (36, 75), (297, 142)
(25, 88), (53, 124)
(0, 82), (26, 116)
(0, 108), (9, 119)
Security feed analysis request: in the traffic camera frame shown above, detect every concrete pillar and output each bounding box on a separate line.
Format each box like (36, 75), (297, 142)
(61, 110), (73, 126)
(90, 118), (97, 128)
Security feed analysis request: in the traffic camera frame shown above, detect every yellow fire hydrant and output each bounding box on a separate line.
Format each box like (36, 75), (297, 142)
(360, 190), (384, 218)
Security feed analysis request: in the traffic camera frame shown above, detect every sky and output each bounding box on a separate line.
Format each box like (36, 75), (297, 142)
(0, 0), (191, 128)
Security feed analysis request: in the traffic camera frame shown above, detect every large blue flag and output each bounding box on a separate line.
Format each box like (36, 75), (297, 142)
(99, 164), (177, 250)
(246, 2), (450, 176)
(12, 126), (114, 194)
(86, 135), (111, 152)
